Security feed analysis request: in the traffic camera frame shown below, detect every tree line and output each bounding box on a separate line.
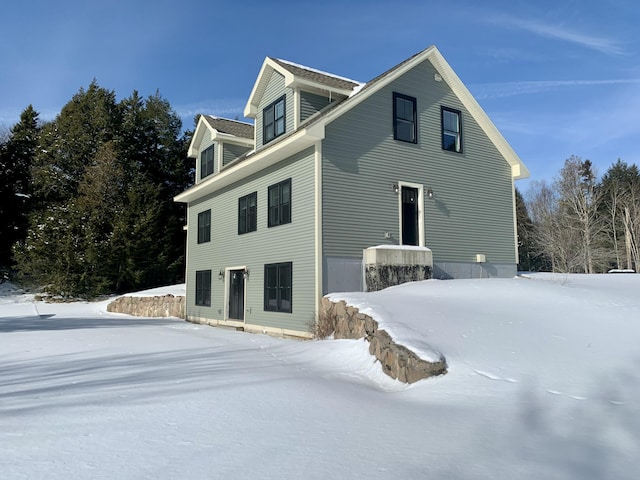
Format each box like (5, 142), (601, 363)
(517, 155), (640, 273)
(0, 81), (193, 297)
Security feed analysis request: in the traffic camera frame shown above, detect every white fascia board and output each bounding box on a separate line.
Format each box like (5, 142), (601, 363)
(174, 124), (325, 204)
(287, 77), (354, 98)
(427, 48), (530, 180)
(243, 58), (293, 118)
(314, 45), (529, 180)
(187, 116), (215, 158)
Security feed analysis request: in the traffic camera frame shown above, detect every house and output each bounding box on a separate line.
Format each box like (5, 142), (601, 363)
(174, 45), (529, 338)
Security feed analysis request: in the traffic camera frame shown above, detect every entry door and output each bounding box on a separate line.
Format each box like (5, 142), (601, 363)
(401, 186), (419, 246)
(228, 270), (245, 321)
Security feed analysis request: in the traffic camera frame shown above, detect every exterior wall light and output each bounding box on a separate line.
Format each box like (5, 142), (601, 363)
(243, 269), (250, 280)
(392, 183), (399, 194)
(427, 188), (434, 199)
(218, 269), (225, 280)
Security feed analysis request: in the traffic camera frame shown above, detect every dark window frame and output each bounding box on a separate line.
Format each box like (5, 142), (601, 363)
(263, 95), (286, 144)
(441, 106), (463, 153)
(238, 191), (257, 235)
(195, 270), (212, 306)
(393, 92), (417, 144)
(197, 209), (211, 244)
(263, 262), (292, 313)
(201, 145), (214, 179)
(268, 178), (291, 228)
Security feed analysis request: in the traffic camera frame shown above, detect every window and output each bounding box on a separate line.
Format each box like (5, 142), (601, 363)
(393, 93), (417, 143)
(197, 210), (211, 244)
(238, 192), (257, 235)
(441, 107), (462, 152)
(263, 95), (286, 144)
(201, 146), (214, 179)
(195, 270), (211, 306)
(268, 178), (291, 227)
(264, 262), (292, 313)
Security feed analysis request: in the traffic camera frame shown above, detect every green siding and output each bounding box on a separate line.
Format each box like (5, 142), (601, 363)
(255, 71), (294, 150)
(223, 143), (251, 167)
(185, 147), (316, 333)
(322, 59), (516, 269)
(300, 91), (331, 123)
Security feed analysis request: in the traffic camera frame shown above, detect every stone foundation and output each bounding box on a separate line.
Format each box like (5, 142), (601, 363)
(319, 297), (447, 383)
(107, 294), (185, 319)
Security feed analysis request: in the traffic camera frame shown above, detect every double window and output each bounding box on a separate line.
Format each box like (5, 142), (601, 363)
(238, 192), (257, 235)
(264, 262), (292, 313)
(197, 210), (211, 244)
(201, 146), (214, 179)
(441, 107), (462, 152)
(263, 95), (286, 144)
(393, 93), (417, 143)
(195, 270), (211, 306)
(268, 178), (291, 227)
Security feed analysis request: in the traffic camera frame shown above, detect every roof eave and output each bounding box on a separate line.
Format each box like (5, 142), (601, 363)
(175, 124), (325, 204)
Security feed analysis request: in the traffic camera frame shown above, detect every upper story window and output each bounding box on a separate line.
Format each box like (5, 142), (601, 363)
(393, 93), (417, 143)
(197, 209), (211, 244)
(268, 178), (291, 228)
(441, 107), (462, 153)
(201, 145), (214, 179)
(238, 192), (257, 235)
(263, 95), (286, 144)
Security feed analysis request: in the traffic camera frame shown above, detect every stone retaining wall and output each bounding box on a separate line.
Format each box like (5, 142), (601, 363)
(319, 297), (447, 383)
(107, 295), (185, 319)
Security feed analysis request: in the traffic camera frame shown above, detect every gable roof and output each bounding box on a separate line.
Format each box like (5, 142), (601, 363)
(177, 45), (529, 203)
(300, 45), (529, 179)
(244, 57), (362, 117)
(202, 115), (254, 139)
(187, 115), (254, 158)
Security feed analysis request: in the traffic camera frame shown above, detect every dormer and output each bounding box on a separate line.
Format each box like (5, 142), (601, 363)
(243, 57), (362, 150)
(188, 115), (254, 184)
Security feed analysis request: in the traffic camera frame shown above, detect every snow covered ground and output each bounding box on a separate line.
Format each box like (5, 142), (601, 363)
(1, 274), (639, 479)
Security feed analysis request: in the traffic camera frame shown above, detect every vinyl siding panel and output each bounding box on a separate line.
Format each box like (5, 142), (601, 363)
(300, 91), (331, 123)
(185, 147), (316, 333)
(322, 59), (516, 269)
(255, 71), (294, 150)
(223, 143), (252, 167)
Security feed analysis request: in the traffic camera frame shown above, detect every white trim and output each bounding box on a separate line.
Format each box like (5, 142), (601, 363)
(511, 182), (519, 265)
(175, 123), (325, 203)
(397, 181), (425, 247)
(186, 315), (313, 339)
(293, 88), (300, 130)
(216, 142), (223, 175)
(223, 265), (248, 323)
(314, 141), (323, 319)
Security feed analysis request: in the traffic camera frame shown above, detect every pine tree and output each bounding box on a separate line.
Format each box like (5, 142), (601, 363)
(0, 105), (40, 267)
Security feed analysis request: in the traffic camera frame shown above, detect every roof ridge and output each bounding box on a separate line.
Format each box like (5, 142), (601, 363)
(270, 57), (362, 87)
(203, 114), (253, 127)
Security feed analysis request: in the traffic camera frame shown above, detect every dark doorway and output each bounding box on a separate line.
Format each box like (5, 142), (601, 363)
(401, 186), (419, 246)
(228, 270), (245, 321)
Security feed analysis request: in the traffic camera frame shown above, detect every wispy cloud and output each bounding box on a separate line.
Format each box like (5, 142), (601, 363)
(174, 99), (247, 125)
(471, 78), (640, 100)
(488, 15), (627, 56)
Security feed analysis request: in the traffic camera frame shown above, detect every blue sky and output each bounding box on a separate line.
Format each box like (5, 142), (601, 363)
(1, 0), (639, 190)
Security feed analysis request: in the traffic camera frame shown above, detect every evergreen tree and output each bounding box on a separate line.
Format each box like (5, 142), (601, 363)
(0, 105), (40, 267)
(515, 187), (548, 271)
(31, 81), (119, 204)
(14, 82), (190, 297)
